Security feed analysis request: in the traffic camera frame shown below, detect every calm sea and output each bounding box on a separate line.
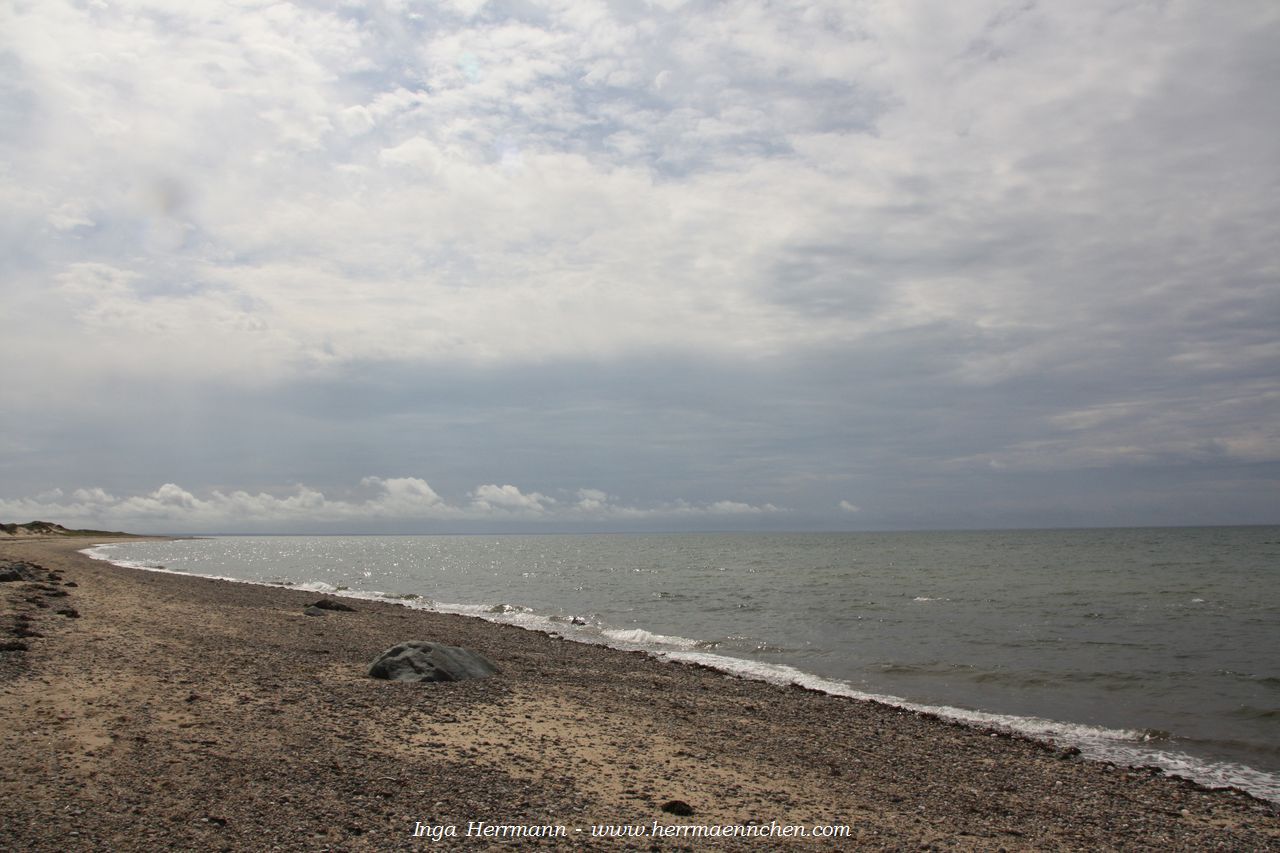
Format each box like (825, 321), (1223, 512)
(87, 527), (1280, 802)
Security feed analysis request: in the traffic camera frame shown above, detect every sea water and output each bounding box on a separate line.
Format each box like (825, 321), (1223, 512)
(86, 527), (1280, 802)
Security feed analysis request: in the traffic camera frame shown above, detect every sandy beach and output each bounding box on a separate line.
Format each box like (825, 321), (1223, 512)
(1, 537), (1277, 851)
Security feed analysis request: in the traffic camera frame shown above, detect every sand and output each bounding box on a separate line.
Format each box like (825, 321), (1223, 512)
(1, 537), (1277, 851)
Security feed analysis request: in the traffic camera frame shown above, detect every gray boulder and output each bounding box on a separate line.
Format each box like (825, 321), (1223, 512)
(309, 598), (355, 612)
(367, 641), (499, 683)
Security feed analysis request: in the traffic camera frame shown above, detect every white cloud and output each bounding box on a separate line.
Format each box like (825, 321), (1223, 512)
(0, 1), (1276, 528)
(838, 501), (860, 513)
(573, 488), (610, 513)
(377, 136), (448, 174)
(444, 0), (489, 21)
(0, 479), (785, 531)
(706, 500), (779, 515)
(46, 200), (94, 231)
(5, 0), (1274, 391)
(361, 477), (446, 511)
(470, 483), (554, 512)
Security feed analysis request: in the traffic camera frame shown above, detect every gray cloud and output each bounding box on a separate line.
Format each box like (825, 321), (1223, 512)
(1, 0), (1276, 531)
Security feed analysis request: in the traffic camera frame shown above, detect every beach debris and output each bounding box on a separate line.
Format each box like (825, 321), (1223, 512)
(0, 561), (42, 583)
(8, 612), (42, 638)
(367, 641), (499, 683)
(660, 800), (695, 816)
(309, 598), (355, 612)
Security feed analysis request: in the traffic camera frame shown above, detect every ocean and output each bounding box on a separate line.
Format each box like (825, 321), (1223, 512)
(86, 526), (1280, 803)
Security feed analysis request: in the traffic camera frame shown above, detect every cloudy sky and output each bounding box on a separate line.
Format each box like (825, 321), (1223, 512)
(1, 0), (1277, 533)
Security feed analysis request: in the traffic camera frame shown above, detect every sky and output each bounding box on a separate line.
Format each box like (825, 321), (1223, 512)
(1, 0), (1277, 534)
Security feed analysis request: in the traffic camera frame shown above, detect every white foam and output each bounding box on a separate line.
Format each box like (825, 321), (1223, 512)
(81, 544), (244, 582)
(655, 649), (1280, 803)
(600, 627), (701, 650)
(295, 581), (339, 593)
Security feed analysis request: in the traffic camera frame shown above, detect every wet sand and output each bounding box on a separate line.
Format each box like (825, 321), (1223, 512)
(1, 537), (1277, 850)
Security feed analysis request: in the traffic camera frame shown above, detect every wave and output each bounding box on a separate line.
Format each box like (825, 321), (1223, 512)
(871, 661), (973, 676)
(655, 651), (1280, 803)
(1229, 706), (1280, 721)
(1218, 670), (1280, 689)
(599, 627), (701, 650)
(82, 545), (243, 583)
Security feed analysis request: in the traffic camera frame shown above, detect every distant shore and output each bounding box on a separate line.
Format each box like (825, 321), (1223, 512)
(0, 521), (143, 539)
(1, 537), (1277, 850)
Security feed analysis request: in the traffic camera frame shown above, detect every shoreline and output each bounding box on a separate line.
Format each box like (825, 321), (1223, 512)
(2, 538), (1278, 850)
(82, 535), (1280, 804)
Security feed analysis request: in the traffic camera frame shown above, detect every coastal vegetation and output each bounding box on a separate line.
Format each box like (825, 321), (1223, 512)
(0, 521), (134, 538)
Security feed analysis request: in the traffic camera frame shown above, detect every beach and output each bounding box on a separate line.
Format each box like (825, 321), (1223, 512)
(2, 538), (1277, 851)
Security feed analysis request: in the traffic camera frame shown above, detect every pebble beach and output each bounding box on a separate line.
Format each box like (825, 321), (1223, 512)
(2, 537), (1277, 851)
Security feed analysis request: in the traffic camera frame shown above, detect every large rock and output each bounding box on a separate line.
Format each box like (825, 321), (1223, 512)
(367, 641), (499, 683)
(309, 598), (355, 612)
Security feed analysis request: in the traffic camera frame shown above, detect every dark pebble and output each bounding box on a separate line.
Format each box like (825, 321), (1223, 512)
(660, 800), (694, 816)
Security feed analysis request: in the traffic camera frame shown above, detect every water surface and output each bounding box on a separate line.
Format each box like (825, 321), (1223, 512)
(89, 527), (1280, 801)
